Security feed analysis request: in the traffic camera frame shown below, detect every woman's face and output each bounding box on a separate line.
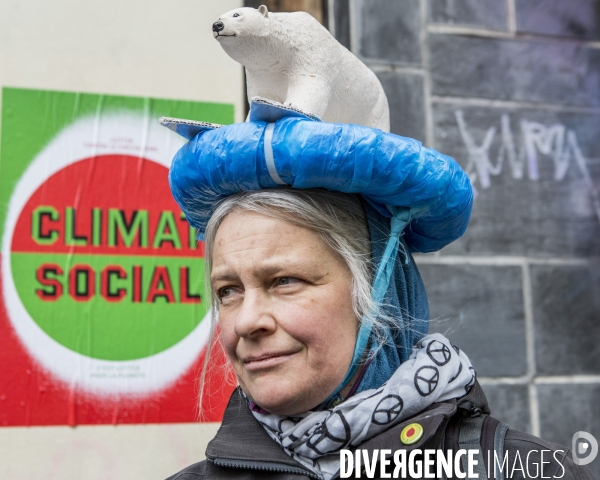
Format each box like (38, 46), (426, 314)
(211, 210), (358, 415)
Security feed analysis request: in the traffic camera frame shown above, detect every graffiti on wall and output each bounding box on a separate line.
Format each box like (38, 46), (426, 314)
(455, 110), (600, 223)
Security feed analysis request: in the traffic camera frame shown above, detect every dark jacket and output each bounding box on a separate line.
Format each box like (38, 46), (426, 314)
(166, 384), (594, 480)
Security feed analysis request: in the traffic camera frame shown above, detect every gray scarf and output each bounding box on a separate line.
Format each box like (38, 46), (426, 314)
(250, 334), (475, 480)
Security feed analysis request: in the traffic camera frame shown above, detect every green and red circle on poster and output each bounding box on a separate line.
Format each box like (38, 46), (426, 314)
(0, 88), (235, 426)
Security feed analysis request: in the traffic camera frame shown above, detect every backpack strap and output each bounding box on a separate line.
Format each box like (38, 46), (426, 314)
(442, 381), (510, 479)
(490, 420), (510, 480)
(458, 414), (489, 478)
(448, 413), (510, 479)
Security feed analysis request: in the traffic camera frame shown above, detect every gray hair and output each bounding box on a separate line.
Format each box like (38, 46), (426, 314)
(198, 188), (377, 416)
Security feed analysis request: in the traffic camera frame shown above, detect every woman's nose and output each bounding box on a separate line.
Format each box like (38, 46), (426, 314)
(212, 21), (224, 33)
(233, 291), (276, 338)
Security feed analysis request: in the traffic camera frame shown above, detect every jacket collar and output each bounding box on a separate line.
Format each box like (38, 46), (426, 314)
(206, 388), (319, 477)
(206, 383), (490, 478)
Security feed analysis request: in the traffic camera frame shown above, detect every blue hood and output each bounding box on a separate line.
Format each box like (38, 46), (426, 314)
(354, 201), (430, 397)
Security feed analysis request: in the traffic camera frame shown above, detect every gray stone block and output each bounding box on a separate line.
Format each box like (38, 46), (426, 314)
(481, 384), (531, 434)
(428, 0), (508, 31)
(516, 0), (600, 41)
(376, 71), (425, 142)
(531, 264), (600, 376)
(332, 0), (351, 50)
(538, 383), (600, 479)
(432, 104), (600, 257)
(419, 264), (527, 377)
(357, 0), (422, 65)
(430, 34), (600, 108)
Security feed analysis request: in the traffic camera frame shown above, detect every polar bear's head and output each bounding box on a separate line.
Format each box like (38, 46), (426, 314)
(213, 6), (272, 67)
(213, 6), (269, 41)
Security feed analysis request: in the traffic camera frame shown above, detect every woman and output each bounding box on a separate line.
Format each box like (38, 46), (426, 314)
(166, 114), (593, 479)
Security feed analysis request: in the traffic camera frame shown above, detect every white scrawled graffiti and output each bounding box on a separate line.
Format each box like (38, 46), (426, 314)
(454, 110), (600, 223)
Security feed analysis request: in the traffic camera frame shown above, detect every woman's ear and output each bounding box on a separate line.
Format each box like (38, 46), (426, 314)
(258, 5), (269, 17)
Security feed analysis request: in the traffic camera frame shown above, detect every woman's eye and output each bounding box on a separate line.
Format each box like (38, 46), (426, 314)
(233, 13), (240, 17)
(217, 287), (237, 303)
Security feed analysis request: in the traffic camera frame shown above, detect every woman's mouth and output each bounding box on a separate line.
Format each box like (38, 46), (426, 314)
(242, 351), (299, 371)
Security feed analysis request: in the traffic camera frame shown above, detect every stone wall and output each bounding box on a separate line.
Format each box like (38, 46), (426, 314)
(330, 0), (600, 475)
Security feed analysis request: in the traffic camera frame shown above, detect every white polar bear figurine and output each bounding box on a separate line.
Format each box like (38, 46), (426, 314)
(213, 5), (390, 132)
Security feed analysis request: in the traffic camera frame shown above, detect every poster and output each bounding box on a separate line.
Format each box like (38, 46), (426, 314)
(0, 87), (236, 426)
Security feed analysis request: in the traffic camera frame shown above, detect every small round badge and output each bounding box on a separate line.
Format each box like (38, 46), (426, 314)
(400, 423), (424, 445)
